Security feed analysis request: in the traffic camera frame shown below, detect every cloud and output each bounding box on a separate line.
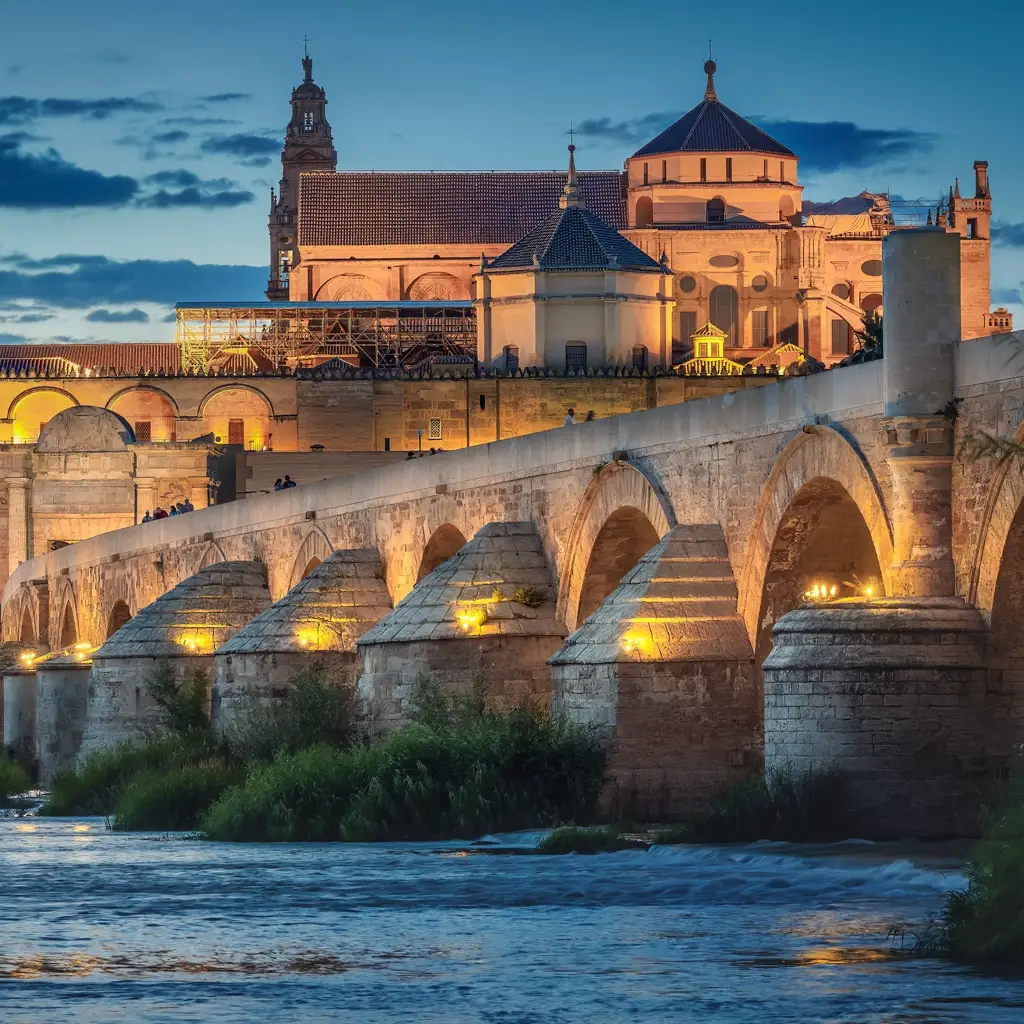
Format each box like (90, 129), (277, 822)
(200, 132), (279, 158)
(0, 252), (266, 308)
(151, 130), (190, 144)
(0, 310), (55, 323)
(756, 120), (936, 173)
(0, 95), (162, 125)
(159, 116), (239, 126)
(0, 332), (27, 344)
(161, 312), (178, 322)
(202, 93), (251, 103)
(992, 222), (1024, 248)
(0, 132), (138, 207)
(0, 136), (255, 209)
(575, 111), (935, 173)
(85, 307), (150, 323)
(139, 169), (254, 208)
(93, 47), (130, 64)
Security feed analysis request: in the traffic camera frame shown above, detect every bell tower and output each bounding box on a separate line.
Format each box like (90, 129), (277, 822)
(267, 50), (338, 300)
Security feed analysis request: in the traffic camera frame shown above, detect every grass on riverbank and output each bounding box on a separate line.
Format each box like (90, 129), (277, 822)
(0, 752), (31, 805)
(113, 759), (244, 831)
(924, 778), (1024, 965)
(536, 825), (648, 854)
(201, 692), (606, 842)
(653, 765), (851, 844)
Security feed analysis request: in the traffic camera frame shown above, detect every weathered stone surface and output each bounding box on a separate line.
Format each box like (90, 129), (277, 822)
(763, 598), (998, 838)
(3, 668), (36, 762)
(35, 650), (94, 783)
(213, 549), (392, 731)
(552, 525), (758, 816)
(358, 522), (566, 728)
(82, 562), (270, 754)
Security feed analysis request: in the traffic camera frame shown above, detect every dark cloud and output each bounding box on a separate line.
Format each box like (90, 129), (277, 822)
(85, 307), (150, 323)
(992, 285), (1022, 305)
(0, 332), (27, 343)
(93, 47), (130, 64)
(992, 222), (1024, 248)
(0, 310), (55, 323)
(0, 253), (266, 308)
(161, 312), (178, 323)
(0, 135), (255, 209)
(159, 116), (239, 126)
(575, 112), (935, 173)
(200, 132), (279, 158)
(0, 95), (162, 125)
(139, 169), (254, 208)
(575, 112), (678, 147)
(202, 93), (251, 103)
(151, 130), (190, 144)
(0, 132), (138, 207)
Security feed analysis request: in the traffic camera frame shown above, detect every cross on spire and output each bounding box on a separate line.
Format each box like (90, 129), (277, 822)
(303, 34), (309, 57)
(566, 122), (575, 147)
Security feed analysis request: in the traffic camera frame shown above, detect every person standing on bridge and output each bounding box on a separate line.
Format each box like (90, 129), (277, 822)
(564, 408), (576, 426)
(141, 510), (153, 523)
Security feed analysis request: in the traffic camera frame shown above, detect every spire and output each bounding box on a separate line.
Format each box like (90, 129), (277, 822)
(954, 176), (961, 200)
(704, 55), (717, 101)
(948, 184), (954, 205)
(926, 207), (933, 225)
(560, 143), (585, 209)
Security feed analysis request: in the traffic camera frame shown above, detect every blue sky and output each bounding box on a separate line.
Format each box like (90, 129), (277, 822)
(2, 0), (1023, 343)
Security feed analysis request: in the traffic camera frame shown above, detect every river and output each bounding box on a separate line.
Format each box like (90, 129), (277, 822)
(1, 817), (1021, 1022)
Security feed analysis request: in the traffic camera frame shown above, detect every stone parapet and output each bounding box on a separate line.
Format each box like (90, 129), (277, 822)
(763, 597), (1003, 838)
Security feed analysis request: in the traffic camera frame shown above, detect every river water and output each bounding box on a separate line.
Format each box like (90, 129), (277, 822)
(1, 817), (1022, 1023)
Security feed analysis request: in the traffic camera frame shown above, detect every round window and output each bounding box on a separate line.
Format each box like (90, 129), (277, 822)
(861, 259), (882, 277)
(679, 275), (697, 293)
(751, 275), (769, 292)
(709, 254), (739, 269)
(861, 293), (883, 314)
(831, 282), (851, 300)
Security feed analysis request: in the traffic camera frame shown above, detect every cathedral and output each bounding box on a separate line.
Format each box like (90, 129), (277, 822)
(268, 55), (1006, 367)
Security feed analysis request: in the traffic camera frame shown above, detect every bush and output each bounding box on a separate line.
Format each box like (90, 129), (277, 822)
(113, 759), (243, 832)
(931, 778), (1024, 964)
(224, 665), (357, 764)
(40, 734), (214, 816)
(0, 753), (31, 805)
(202, 699), (606, 843)
(148, 660), (210, 736)
(537, 826), (647, 855)
(655, 765), (850, 844)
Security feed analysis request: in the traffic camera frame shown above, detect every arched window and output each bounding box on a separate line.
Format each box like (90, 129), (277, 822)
(635, 197), (653, 228)
(503, 345), (519, 371)
(706, 197), (726, 224)
(632, 345), (648, 371)
(779, 195), (796, 221)
(565, 344), (587, 373)
(709, 285), (739, 344)
(861, 293), (883, 315)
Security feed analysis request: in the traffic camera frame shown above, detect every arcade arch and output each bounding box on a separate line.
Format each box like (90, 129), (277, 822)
(106, 600), (132, 639)
(288, 528), (335, 591)
(200, 386), (273, 449)
(19, 605), (34, 645)
(9, 388), (78, 444)
(417, 524), (467, 581)
(315, 274), (383, 302)
(107, 387), (177, 442)
(577, 508), (660, 624)
(59, 602), (78, 648)
(406, 272), (466, 301)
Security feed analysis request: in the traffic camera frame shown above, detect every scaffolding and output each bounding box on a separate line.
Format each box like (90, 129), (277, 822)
(175, 301), (476, 373)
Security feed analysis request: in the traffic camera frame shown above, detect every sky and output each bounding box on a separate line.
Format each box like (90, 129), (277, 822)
(2, 0), (1024, 344)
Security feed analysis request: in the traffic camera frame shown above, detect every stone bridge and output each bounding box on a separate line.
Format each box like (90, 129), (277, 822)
(5, 231), (1024, 835)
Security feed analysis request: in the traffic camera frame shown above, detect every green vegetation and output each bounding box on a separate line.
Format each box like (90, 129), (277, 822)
(113, 759), (243, 832)
(537, 825), (647, 855)
(654, 765), (851, 845)
(148, 661), (210, 736)
(201, 682), (605, 842)
(512, 586), (544, 609)
(924, 779), (1024, 965)
(0, 752), (31, 805)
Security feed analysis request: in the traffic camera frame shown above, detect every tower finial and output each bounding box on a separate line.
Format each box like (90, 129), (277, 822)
(560, 141), (584, 210)
(302, 39), (313, 83)
(704, 53), (717, 101)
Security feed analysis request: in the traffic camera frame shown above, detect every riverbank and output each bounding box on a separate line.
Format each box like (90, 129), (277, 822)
(3, 816), (1021, 1023)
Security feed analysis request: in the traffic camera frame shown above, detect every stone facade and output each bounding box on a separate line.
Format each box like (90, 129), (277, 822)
(3, 667), (35, 761)
(357, 522), (566, 730)
(213, 548), (392, 732)
(34, 650), (93, 783)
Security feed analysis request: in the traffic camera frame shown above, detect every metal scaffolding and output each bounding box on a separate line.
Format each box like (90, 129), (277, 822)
(175, 301), (476, 373)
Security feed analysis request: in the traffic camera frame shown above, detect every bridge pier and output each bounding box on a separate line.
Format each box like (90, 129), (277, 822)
(35, 647), (94, 784)
(81, 562), (270, 756)
(356, 523), (566, 731)
(212, 549), (392, 733)
(551, 525), (758, 819)
(764, 229), (1000, 837)
(3, 662), (36, 770)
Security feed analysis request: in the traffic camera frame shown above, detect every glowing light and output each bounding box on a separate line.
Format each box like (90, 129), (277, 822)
(20, 652), (34, 666)
(74, 642), (91, 650)
(621, 635), (645, 655)
(863, 585), (874, 598)
(456, 607), (486, 632)
(296, 629), (319, 650)
(72, 824), (91, 833)
(802, 583), (838, 603)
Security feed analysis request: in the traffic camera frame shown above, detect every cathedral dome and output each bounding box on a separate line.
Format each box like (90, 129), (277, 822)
(633, 62), (794, 159)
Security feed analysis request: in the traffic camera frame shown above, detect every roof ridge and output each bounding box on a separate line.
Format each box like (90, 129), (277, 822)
(712, 102), (754, 152)
(678, 100), (712, 152)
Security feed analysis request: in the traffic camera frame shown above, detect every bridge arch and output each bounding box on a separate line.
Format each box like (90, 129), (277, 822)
(3, 586), (38, 644)
(737, 427), (893, 654)
(54, 585), (80, 649)
(417, 524), (468, 582)
(105, 600), (132, 639)
(288, 527), (335, 590)
(557, 462), (676, 631)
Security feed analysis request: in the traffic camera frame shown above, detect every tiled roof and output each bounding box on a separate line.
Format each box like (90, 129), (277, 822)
(299, 170), (626, 246)
(634, 100), (794, 158)
(0, 343), (180, 375)
(488, 205), (662, 272)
